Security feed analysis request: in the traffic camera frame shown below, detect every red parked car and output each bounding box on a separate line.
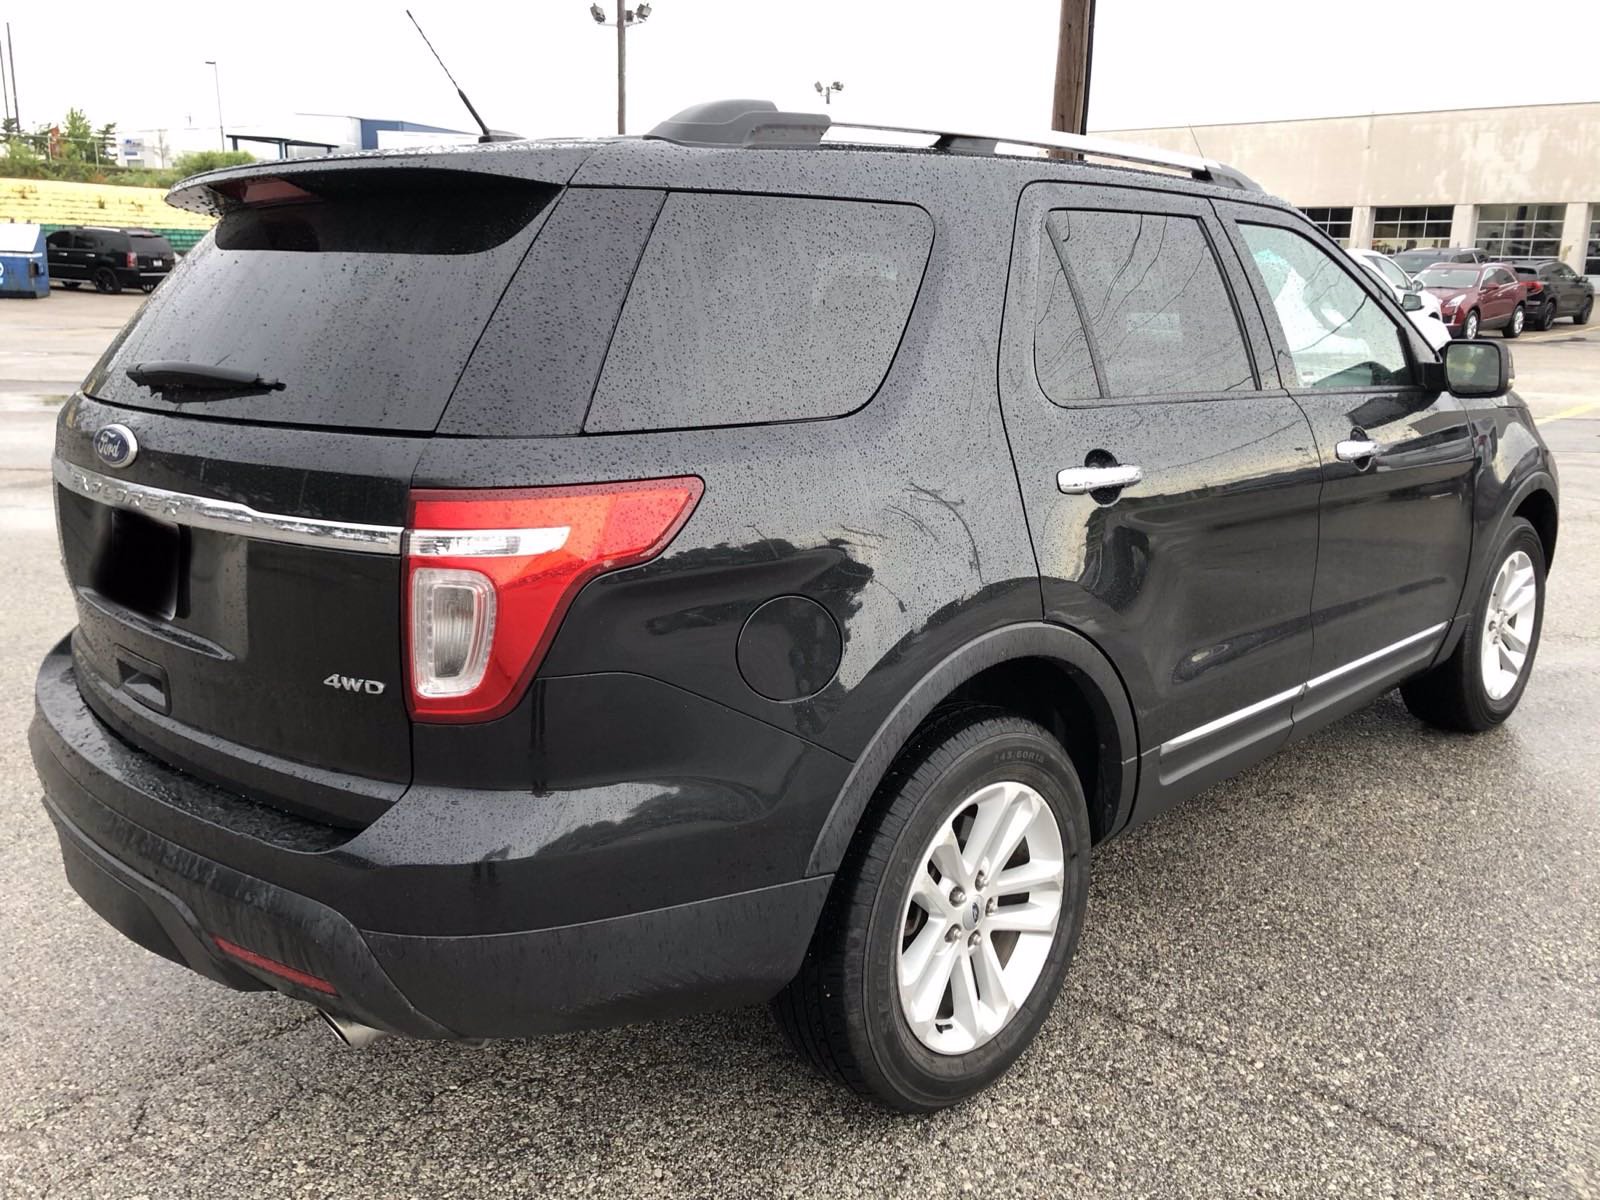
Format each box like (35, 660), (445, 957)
(1416, 262), (1526, 339)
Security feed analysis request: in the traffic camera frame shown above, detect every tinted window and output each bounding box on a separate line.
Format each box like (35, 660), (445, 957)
(1240, 224), (1411, 390)
(1035, 209), (1253, 401)
(87, 170), (559, 432)
(586, 193), (931, 432)
(443, 187), (665, 437)
(1033, 234), (1096, 401)
(129, 235), (173, 258)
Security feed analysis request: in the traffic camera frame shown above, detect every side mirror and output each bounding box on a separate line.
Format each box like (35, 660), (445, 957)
(1402, 291), (1422, 311)
(1436, 339), (1512, 399)
(1406, 277), (1425, 292)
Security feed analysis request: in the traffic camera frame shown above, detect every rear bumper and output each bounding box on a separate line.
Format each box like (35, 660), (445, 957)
(30, 638), (833, 1038)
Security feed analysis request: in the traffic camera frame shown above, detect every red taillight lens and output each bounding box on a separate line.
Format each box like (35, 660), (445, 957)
(125, 250), (137, 269)
(1525, 280), (1543, 293)
(404, 477), (703, 722)
(213, 937), (337, 994)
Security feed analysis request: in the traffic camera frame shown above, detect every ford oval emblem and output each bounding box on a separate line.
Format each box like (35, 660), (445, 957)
(93, 424), (138, 469)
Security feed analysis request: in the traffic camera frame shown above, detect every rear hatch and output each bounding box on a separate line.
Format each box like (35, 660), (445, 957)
(127, 231), (175, 274)
(57, 148), (588, 826)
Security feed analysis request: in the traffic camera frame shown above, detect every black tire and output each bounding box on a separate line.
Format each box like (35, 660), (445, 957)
(1576, 297), (1593, 326)
(92, 267), (122, 295)
(1401, 518), (1545, 732)
(140, 282), (157, 294)
(771, 706), (1091, 1112)
(1502, 304), (1523, 338)
(1537, 300), (1556, 331)
(61, 280), (81, 290)
(1462, 309), (1480, 340)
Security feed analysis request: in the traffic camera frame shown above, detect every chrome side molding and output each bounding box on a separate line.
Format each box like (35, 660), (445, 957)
(1160, 622), (1449, 755)
(52, 458), (405, 556)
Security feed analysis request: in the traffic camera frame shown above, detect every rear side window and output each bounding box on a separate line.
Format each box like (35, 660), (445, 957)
(1034, 208), (1254, 402)
(585, 193), (931, 432)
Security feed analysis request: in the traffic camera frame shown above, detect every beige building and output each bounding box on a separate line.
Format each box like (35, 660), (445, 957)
(1096, 102), (1600, 276)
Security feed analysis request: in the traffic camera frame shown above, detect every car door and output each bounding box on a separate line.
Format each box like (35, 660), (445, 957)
(1551, 262), (1584, 314)
(998, 182), (1322, 816)
(1213, 201), (1475, 732)
(1484, 267), (1518, 324)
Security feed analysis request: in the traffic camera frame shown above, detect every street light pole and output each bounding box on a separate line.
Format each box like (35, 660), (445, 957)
(589, 3), (651, 136)
(814, 81), (844, 106)
(204, 60), (224, 150)
(616, 0), (626, 137)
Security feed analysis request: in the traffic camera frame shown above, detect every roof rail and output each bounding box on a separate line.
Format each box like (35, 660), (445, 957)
(644, 100), (1261, 191)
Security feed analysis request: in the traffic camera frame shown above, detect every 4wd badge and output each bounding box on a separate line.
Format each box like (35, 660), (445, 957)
(323, 674), (386, 696)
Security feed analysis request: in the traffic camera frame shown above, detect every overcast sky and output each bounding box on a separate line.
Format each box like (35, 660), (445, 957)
(4, 0), (1598, 144)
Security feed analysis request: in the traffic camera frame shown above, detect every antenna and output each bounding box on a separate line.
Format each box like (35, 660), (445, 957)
(406, 10), (493, 142)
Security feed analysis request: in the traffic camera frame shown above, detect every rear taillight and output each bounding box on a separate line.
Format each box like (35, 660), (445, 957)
(1525, 280), (1543, 294)
(125, 250), (137, 269)
(404, 477), (703, 722)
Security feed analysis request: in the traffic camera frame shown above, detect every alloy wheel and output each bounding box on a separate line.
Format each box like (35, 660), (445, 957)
(1481, 549), (1536, 701)
(897, 780), (1064, 1055)
(1463, 311), (1479, 339)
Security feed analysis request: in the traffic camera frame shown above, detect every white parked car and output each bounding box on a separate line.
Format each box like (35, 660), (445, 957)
(1347, 248), (1451, 351)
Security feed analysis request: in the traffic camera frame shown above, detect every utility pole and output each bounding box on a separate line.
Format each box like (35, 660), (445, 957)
(6, 22), (19, 132)
(1, 24), (12, 132)
(589, 3), (651, 136)
(1050, 0), (1095, 136)
(205, 60), (224, 150)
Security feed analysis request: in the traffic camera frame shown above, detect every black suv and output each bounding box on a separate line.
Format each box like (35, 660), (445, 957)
(1511, 258), (1594, 329)
(29, 101), (1559, 1111)
(46, 226), (174, 293)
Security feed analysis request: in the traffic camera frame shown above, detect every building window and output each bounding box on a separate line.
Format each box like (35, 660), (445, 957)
(1371, 205), (1454, 254)
(1476, 204), (1564, 261)
(1301, 206), (1353, 246)
(1587, 206), (1599, 276)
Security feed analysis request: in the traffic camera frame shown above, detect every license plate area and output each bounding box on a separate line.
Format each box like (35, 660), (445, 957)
(90, 507), (182, 621)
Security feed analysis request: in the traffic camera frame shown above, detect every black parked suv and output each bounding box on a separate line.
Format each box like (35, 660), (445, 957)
(1511, 258), (1594, 329)
(45, 226), (175, 293)
(29, 101), (1559, 1111)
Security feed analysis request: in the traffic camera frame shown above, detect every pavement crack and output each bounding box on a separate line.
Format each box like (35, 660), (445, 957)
(1076, 999), (1537, 1198)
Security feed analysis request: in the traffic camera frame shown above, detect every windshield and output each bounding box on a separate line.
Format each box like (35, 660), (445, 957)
(1418, 267), (1480, 288)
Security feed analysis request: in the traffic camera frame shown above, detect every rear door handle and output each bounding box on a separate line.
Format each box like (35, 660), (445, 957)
(1335, 438), (1381, 463)
(1057, 464), (1143, 494)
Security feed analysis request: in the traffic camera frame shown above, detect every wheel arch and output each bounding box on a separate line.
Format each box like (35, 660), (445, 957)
(805, 623), (1139, 877)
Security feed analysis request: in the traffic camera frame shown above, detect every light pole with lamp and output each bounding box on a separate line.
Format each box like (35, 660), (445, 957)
(814, 80), (843, 106)
(588, 3), (652, 136)
(203, 60), (224, 150)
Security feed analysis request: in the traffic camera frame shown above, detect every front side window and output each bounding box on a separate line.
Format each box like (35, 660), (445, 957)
(1475, 203), (1564, 260)
(1240, 224), (1412, 390)
(1034, 208), (1253, 402)
(588, 192), (932, 431)
(1368, 255), (1410, 291)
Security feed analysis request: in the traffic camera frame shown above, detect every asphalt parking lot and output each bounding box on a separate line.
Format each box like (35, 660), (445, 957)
(1, 288), (1596, 1198)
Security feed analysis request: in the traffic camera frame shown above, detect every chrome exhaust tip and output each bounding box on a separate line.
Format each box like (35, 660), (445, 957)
(317, 1008), (388, 1050)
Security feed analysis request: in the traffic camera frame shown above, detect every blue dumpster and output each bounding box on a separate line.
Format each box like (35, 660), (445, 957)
(0, 222), (49, 299)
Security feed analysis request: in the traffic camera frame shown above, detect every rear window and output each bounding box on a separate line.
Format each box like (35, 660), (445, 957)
(129, 236), (173, 256)
(86, 169), (558, 432)
(584, 192), (932, 432)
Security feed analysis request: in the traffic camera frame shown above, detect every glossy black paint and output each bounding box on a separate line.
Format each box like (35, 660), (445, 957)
(30, 135), (1559, 1039)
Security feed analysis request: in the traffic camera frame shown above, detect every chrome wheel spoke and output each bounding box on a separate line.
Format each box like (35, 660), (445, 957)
(901, 930), (958, 1025)
(947, 952), (983, 1042)
(1480, 549), (1537, 702)
(990, 856), (1064, 897)
(1500, 624), (1528, 654)
(985, 900), (1059, 934)
(909, 869), (951, 918)
(970, 937), (1015, 1028)
(927, 822), (971, 892)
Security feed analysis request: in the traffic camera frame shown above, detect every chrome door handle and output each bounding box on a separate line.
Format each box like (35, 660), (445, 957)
(1335, 438), (1381, 463)
(1057, 464), (1143, 494)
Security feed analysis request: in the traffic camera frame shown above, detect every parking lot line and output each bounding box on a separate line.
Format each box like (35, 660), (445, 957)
(1535, 401), (1598, 425)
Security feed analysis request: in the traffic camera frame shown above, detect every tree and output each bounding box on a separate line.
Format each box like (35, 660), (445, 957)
(61, 106), (95, 162)
(171, 149), (256, 176)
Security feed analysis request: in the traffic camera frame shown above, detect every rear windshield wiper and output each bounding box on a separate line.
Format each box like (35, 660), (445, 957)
(125, 362), (285, 394)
